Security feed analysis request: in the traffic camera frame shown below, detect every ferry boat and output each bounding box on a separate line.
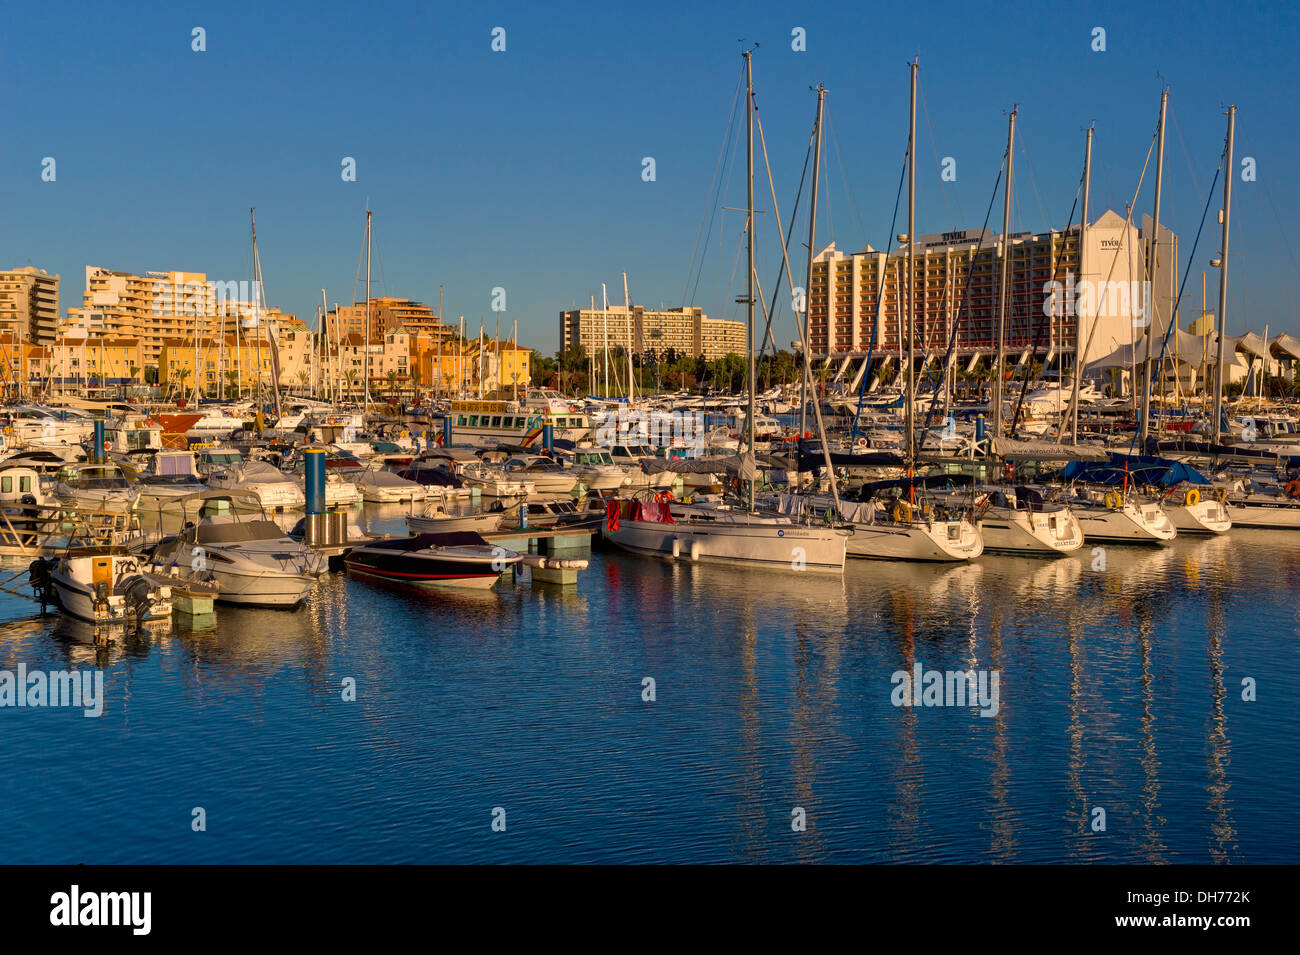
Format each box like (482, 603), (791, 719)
(444, 400), (592, 449)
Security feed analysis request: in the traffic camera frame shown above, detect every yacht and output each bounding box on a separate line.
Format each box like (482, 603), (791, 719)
(150, 509), (322, 607)
(357, 467), (427, 503)
(503, 454), (580, 495)
(209, 459), (306, 511)
(54, 463), (140, 513)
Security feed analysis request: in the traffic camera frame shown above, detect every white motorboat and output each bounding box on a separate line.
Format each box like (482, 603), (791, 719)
(459, 462), (535, 497)
(357, 468), (426, 503)
(46, 550), (174, 624)
(565, 448), (631, 491)
(135, 451), (208, 503)
(503, 454), (580, 495)
(406, 506), (503, 534)
(53, 463), (140, 513)
(149, 509), (322, 607)
(209, 460), (306, 511)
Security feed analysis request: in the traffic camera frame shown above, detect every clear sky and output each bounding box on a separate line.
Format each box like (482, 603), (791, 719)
(2, 0), (1297, 352)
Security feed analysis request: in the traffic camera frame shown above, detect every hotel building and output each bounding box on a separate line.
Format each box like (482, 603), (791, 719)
(0, 267), (60, 343)
(559, 305), (747, 361)
(807, 209), (1171, 373)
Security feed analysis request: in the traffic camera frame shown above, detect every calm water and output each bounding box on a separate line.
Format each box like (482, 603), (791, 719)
(0, 505), (1295, 864)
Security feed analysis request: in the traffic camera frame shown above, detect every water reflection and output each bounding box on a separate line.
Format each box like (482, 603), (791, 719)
(0, 529), (1292, 863)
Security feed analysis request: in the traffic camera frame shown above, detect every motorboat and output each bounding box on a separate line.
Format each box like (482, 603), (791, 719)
(53, 463), (140, 513)
(344, 531), (522, 589)
(149, 504), (322, 607)
(503, 454), (580, 494)
(459, 461), (535, 497)
(45, 550), (174, 625)
(357, 467), (426, 503)
(208, 459), (306, 511)
(406, 505), (504, 534)
(135, 451), (208, 503)
(563, 447), (632, 491)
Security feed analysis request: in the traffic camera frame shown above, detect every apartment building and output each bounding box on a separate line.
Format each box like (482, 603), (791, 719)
(0, 267), (60, 343)
(559, 305), (746, 360)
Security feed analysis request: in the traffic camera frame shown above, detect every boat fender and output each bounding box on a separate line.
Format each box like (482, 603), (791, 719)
(1184, 488), (1201, 506)
(671, 537), (682, 558)
(1104, 491), (1122, 510)
(1286, 481), (1300, 499)
(689, 540), (701, 562)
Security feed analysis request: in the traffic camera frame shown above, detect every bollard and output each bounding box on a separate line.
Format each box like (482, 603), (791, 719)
(305, 448), (326, 516)
(93, 420), (105, 463)
(975, 414), (986, 443)
(543, 422), (554, 453)
(442, 415), (452, 447)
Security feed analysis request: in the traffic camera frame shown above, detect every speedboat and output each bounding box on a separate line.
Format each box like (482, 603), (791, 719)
(149, 509), (322, 607)
(45, 550), (174, 624)
(345, 531), (521, 589)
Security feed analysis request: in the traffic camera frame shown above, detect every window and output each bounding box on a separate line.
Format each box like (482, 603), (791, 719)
(0, 477), (10, 493)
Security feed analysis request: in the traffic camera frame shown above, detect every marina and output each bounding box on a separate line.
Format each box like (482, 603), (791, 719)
(1, 1), (1296, 911)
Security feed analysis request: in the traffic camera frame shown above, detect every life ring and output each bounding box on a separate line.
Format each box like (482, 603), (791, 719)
(1104, 491), (1122, 510)
(103, 440), (113, 451)
(400, 429), (410, 440)
(853, 437), (868, 450)
(1184, 488), (1201, 506)
(1285, 481), (1300, 499)
(892, 500), (913, 524)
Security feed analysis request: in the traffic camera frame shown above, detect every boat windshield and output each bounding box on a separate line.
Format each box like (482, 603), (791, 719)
(195, 520), (288, 544)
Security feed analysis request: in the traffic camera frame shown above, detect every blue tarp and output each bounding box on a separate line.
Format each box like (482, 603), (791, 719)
(1060, 452), (1210, 488)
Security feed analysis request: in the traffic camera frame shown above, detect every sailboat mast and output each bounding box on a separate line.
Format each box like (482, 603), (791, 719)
(1072, 125), (1093, 444)
(801, 85), (825, 439)
(601, 284), (609, 398)
(364, 208), (372, 408)
(1212, 106), (1235, 443)
(1140, 89), (1169, 445)
(906, 60), (917, 468)
(745, 48), (756, 512)
(251, 208), (265, 410)
(992, 107), (1017, 440)
(623, 271), (634, 401)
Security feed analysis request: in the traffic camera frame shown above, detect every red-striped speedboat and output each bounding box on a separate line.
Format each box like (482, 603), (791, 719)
(344, 532), (520, 590)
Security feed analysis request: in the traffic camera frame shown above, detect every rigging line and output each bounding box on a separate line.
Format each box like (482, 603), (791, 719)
(682, 65), (745, 307)
(1009, 180), (1083, 438)
(915, 155), (1006, 450)
(752, 108), (802, 358)
(713, 95), (746, 319)
(1169, 103), (1204, 198)
(825, 106), (866, 244)
(822, 139), (834, 247)
(918, 76), (958, 227)
(849, 147), (910, 442)
(1015, 125), (1051, 234)
(1127, 155), (1223, 456)
(1058, 125), (1160, 439)
(756, 114), (815, 365)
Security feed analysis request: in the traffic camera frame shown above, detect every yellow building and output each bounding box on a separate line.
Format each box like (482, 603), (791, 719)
(30, 336), (146, 386)
(159, 336), (275, 396)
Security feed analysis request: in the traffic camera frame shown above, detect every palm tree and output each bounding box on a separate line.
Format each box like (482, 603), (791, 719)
(225, 370), (239, 400)
(343, 368), (358, 398)
(297, 370), (309, 395)
(385, 369), (399, 398)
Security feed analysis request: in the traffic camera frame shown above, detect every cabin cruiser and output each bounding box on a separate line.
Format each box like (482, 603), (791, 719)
(406, 505), (504, 534)
(0, 463), (51, 551)
(135, 450), (209, 502)
(208, 459), (306, 511)
(149, 507), (322, 607)
(345, 531), (522, 589)
(503, 454), (580, 495)
(603, 495), (850, 572)
(396, 457), (475, 502)
(356, 467), (426, 503)
(459, 459), (535, 497)
(46, 550), (174, 625)
(562, 447), (631, 491)
(54, 463), (140, 513)
(194, 447), (245, 479)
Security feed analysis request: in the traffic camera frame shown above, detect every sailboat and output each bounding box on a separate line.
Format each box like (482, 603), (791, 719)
(602, 49), (850, 573)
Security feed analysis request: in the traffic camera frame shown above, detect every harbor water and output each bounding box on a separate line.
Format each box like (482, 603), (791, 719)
(0, 504), (1294, 863)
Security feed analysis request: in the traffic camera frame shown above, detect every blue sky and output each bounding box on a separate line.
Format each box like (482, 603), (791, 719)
(2, 0), (1297, 352)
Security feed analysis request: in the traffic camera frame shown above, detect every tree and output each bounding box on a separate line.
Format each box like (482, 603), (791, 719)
(343, 368), (358, 397)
